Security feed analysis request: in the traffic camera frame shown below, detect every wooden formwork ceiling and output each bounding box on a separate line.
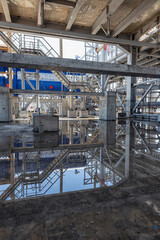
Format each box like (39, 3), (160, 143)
(0, 0), (160, 43)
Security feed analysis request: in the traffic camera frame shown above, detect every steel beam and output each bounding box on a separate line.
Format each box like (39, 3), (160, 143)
(0, 21), (160, 48)
(132, 83), (155, 112)
(11, 89), (104, 97)
(117, 92), (126, 111)
(66, 0), (85, 31)
(112, 0), (157, 37)
(3, 52), (160, 78)
(91, 0), (125, 34)
(1, 0), (11, 22)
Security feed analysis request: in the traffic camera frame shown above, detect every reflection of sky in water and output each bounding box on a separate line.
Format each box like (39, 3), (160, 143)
(0, 120), (159, 201)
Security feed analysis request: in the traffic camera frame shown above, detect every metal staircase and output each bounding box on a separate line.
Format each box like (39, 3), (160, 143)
(0, 149), (69, 200)
(0, 32), (71, 88)
(0, 127), (100, 200)
(0, 32), (95, 91)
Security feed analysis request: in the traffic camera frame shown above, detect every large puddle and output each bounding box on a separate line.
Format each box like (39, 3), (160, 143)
(0, 119), (159, 200)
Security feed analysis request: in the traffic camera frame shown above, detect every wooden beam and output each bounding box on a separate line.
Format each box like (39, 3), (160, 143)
(66, 0), (85, 31)
(37, 0), (45, 27)
(1, 0), (11, 22)
(91, 0), (125, 35)
(112, 0), (157, 37)
(46, 0), (76, 7)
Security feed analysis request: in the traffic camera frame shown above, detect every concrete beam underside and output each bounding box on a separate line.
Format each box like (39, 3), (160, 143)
(1, 52), (160, 78)
(0, 21), (160, 48)
(11, 89), (103, 96)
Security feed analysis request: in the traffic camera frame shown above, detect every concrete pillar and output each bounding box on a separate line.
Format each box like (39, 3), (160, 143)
(69, 124), (73, 144)
(126, 47), (137, 117)
(69, 87), (73, 110)
(101, 75), (106, 93)
(80, 125), (85, 144)
(101, 47), (106, 93)
(60, 163), (63, 193)
(9, 67), (13, 89)
(99, 120), (116, 149)
(125, 120), (135, 178)
(21, 68), (25, 109)
(10, 153), (15, 200)
(81, 96), (86, 110)
(36, 70), (40, 109)
(7, 32), (13, 89)
(100, 148), (106, 187)
(0, 87), (12, 122)
(99, 91), (116, 120)
(59, 38), (63, 58)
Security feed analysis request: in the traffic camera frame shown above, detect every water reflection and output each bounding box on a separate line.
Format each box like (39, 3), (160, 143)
(0, 119), (159, 201)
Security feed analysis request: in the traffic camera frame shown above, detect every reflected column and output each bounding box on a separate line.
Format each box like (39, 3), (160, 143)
(69, 123), (73, 144)
(10, 153), (15, 200)
(60, 163), (63, 193)
(125, 120), (135, 178)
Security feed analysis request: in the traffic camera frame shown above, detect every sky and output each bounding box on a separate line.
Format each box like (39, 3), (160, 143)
(0, 35), (85, 59)
(46, 37), (85, 59)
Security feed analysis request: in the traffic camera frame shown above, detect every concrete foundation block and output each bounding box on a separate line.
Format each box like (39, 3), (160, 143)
(99, 91), (116, 121)
(33, 115), (59, 132)
(67, 110), (76, 118)
(19, 111), (29, 118)
(78, 110), (88, 118)
(0, 87), (12, 122)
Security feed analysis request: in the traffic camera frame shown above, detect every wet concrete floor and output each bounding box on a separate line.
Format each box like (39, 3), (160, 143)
(0, 119), (159, 239)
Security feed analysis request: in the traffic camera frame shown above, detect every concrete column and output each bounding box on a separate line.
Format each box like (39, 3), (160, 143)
(100, 148), (106, 187)
(80, 125), (85, 144)
(101, 75), (106, 93)
(69, 87), (73, 110)
(126, 47), (137, 117)
(7, 32), (13, 89)
(59, 38), (63, 58)
(21, 68), (25, 109)
(9, 67), (13, 89)
(37, 151), (40, 177)
(0, 87), (12, 122)
(60, 163), (63, 193)
(101, 47), (106, 93)
(69, 124), (73, 144)
(125, 120), (135, 178)
(81, 96), (86, 110)
(10, 153), (15, 200)
(99, 92), (116, 120)
(36, 70), (40, 109)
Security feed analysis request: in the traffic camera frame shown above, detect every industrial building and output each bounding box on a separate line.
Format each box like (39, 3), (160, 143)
(0, 0), (160, 239)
